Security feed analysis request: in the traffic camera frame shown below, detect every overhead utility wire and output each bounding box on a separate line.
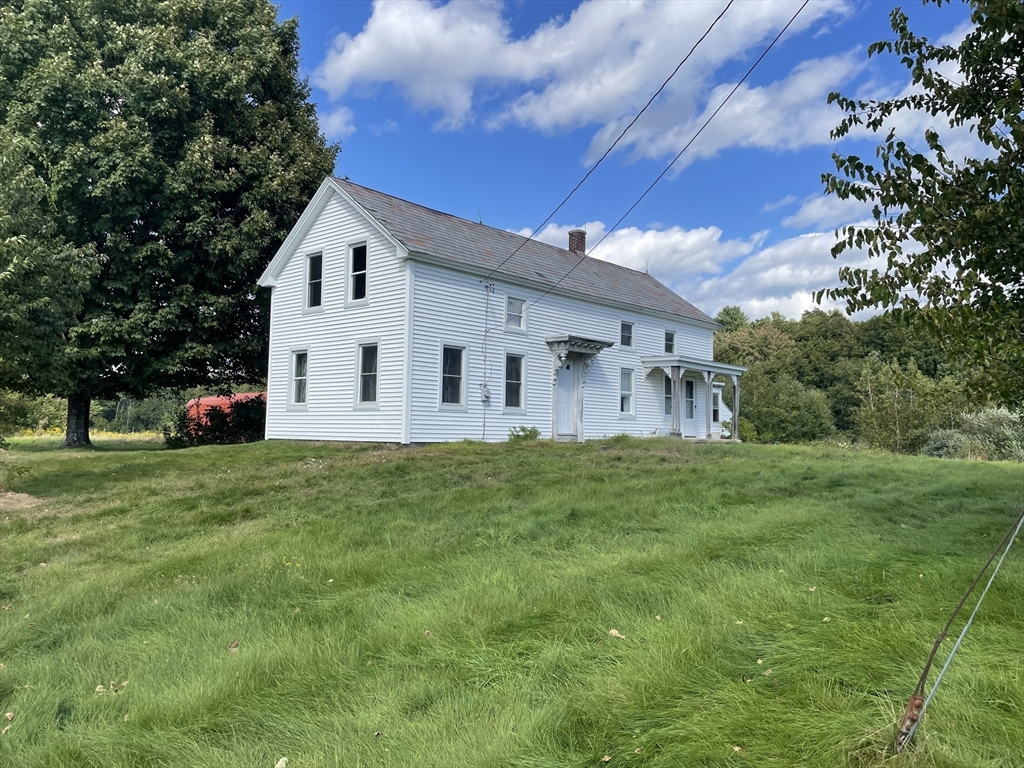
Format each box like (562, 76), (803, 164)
(528, 0), (810, 309)
(480, 0), (735, 282)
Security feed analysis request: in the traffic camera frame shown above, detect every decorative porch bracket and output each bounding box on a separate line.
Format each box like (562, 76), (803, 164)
(545, 335), (615, 442)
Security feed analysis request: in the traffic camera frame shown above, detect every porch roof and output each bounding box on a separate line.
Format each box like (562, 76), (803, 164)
(640, 354), (747, 378)
(544, 334), (616, 356)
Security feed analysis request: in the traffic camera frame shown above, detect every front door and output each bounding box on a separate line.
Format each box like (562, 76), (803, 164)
(556, 360), (576, 437)
(683, 378), (697, 437)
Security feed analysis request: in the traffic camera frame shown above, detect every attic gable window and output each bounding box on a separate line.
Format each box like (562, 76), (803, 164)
(307, 253), (323, 309)
(350, 243), (367, 301)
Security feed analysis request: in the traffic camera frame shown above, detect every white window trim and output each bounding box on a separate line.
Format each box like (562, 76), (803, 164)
(505, 295), (527, 334)
(664, 329), (676, 354)
(502, 350), (527, 413)
(354, 338), (381, 410)
(620, 320), (635, 350)
(289, 348), (309, 411)
(619, 367), (635, 418)
(438, 342), (468, 411)
(302, 251), (324, 314)
(346, 241), (369, 307)
(712, 391), (721, 424)
(663, 374), (673, 417)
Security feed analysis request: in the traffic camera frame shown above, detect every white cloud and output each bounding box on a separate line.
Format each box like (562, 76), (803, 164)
(519, 220), (761, 287)
(763, 194), (797, 212)
(315, 0), (851, 136)
(369, 119), (399, 135)
(523, 219), (873, 320)
(781, 193), (872, 229)
(320, 106), (357, 139)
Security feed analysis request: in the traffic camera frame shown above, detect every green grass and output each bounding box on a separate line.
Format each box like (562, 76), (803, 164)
(0, 438), (1022, 768)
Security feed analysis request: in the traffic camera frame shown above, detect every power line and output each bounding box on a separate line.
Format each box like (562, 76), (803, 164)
(528, 0), (810, 310)
(481, 0), (735, 282)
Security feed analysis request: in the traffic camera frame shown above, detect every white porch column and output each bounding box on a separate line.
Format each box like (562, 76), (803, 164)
(731, 373), (740, 441)
(703, 371), (713, 439)
(670, 365), (681, 437)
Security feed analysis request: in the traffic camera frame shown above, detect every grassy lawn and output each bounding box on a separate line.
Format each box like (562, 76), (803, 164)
(0, 438), (1022, 768)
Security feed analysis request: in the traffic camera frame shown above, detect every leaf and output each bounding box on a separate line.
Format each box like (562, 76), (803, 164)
(227, 640), (239, 653)
(601, 756), (612, 763)
(3, 712), (11, 721)
(423, 630), (432, 638)
(654, 615), (662, 622)
(274, 759), (289, 768)
(1, 724), (9, 735)
(734, 745), (743, 752)
(608, 629), (625, 639)
(756, 659), (763, 665)
(762, 669), (773, 676)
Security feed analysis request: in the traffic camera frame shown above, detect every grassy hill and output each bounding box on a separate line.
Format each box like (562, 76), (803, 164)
(1, 438), (1022, 767)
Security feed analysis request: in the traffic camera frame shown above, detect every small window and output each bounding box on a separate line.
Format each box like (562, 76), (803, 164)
(620, 321), (634, 348)
(351, 243), (367, 301)
(506, 297), (524, 329)
(441, 345), (464, 405)
(307, 253), (323, 308)
(664, 330), (675, 354)
(713, 391), (720, 423)
(685, 379), (695, 419)
(293, 351), (308, 405)
(620, 368), (634, 414)
(505, 353), (523, 409)
(664, 375), (672, 416)
(359, 343), (378, 403)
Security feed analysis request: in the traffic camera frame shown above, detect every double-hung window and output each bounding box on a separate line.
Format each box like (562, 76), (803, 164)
(505, 354), (524, 409)
(350, 243), (367, 301)
(684, 380), (695, 419)
(441, 345), (464, 405)
(664, 375), (673, 416)
(712, 391), (720, 423)
(664, 330), (675, 353)
(358, 343), (378, 404)
(620, 321), (634, 348)
(293, 351), (308, 405)
(307, 253), (323, 309)
(620, 368), (634, 415)
(506, 297), (524, 330)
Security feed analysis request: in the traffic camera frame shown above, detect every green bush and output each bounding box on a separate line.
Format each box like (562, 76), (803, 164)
(742, 369), (835, 443)
(164, 395), (266, 449)
(508, 425), (541, 442)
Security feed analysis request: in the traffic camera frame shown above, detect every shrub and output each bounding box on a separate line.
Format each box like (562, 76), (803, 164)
(742, 369), (835, 443)
(164, 394), (266, 449)
(921, 409), (1024, 462)
(508, 425), (541, 442)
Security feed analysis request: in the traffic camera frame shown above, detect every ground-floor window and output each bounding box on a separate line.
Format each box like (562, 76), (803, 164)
(359, 343), (378, 403)
(620, 368), (634, 414)
(713, 391), (720, 423)
(663, 375), (672, 416)
(441, 345), (464, 405)
(293, 351), (308, 405)
(505, 354), (523, 409)
(685, 379), (695, 419)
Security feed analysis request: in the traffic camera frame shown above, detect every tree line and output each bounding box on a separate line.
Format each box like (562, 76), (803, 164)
(715, 306), (1022, 460)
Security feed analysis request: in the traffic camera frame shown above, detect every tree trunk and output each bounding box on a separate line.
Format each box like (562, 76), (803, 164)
(64, 392), (92, 448)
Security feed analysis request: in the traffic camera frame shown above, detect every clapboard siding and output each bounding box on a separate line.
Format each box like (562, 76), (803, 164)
(409, 262), (719, 442)
(265, 191), (406, 441)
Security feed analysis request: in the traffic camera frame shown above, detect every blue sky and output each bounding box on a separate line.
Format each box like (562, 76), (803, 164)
(274, 0), (974, 319)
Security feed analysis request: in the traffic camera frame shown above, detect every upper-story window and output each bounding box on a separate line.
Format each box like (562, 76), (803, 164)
(506, 297), (525, 329)
(620, 321), (634, 348)
(664, 330), (675, 353)
(307, 253), (323, 309)
(350, 243), (367, 301)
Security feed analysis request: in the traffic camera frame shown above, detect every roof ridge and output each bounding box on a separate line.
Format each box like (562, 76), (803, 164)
(335, 177), (658, 282)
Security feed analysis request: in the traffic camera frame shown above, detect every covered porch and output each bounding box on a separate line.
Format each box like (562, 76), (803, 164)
(641, 355), (747, 441)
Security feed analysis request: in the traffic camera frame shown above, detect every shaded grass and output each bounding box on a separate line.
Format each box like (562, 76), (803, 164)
(0, 437), (1022, 767)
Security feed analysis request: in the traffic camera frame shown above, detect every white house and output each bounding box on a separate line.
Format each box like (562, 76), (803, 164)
(257, 177), (745, 444)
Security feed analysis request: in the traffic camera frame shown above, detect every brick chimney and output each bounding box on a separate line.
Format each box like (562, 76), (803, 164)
(568, 229), (586, 255)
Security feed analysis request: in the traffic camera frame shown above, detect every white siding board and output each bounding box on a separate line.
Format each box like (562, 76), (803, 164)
(408, 262), (717, 442)
(265, 191), (406, 442)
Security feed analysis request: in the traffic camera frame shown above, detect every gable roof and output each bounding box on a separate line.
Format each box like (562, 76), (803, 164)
(336, 179), (717, 326)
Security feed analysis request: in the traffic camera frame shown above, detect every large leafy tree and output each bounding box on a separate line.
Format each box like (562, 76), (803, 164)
(821, 0), (1024, 407)
(0, 0), (338, 446)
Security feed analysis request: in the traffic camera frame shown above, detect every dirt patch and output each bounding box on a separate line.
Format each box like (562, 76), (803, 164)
(0, 491), (41, 512)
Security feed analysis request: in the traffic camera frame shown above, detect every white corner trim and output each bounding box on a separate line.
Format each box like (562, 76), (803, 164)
(401, 260), (415, 444)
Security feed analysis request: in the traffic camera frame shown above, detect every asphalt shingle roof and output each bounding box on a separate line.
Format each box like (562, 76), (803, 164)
(336, 179), (717, 326)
